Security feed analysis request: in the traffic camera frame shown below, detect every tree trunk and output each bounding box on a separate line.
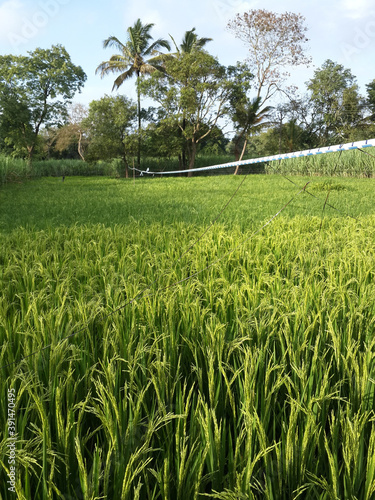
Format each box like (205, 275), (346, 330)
(187, 141), (197, 177)
(181, 117), (187, 170)
(26, 144), (34, 166)
(78, 129), (85, 161)
(136, 73), (141, 170)
(234, 138), (248, 175)
(234, 137), (241, 162)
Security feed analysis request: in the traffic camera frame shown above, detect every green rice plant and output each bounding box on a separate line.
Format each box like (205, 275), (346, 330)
(1, 175), (375, 498)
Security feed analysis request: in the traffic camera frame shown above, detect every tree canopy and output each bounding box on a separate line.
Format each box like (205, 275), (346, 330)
(142, 50), (237, 173)
(0, 44), (86, 161)
(83, 95), (137, 177)
(307, 59), (363, 143)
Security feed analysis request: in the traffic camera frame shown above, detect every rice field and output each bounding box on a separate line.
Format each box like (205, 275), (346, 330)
(1, 173), (375, 499)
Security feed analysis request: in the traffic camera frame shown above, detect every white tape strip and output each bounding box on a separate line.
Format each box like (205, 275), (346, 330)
(140, 138), (375, 175)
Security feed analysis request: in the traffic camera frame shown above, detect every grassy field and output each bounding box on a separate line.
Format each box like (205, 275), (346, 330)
(1, 174), (375, 499)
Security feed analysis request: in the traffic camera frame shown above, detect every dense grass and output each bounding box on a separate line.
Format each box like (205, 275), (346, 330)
(268, 149), (375, 177)
(1, 175), (375, 499)
(0, 156), (236, 185)
(1, 146), (375, 185)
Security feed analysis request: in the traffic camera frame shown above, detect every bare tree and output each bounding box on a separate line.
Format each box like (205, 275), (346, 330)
(227, 9), (311, 103)
(53, 103), (88, 160)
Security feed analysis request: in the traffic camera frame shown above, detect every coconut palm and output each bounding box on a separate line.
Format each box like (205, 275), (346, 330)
(169, 27), (212, 56)
(232, 96), (273, 174)
(96, 19), (171, 169)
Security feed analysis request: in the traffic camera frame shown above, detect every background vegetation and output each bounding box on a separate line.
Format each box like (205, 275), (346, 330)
(1, 13), (375, 176)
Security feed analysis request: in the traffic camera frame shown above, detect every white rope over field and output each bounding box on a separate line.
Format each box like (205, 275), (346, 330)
(136, 138), (375, 176)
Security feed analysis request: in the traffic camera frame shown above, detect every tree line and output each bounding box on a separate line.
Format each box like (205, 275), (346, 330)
(1, 10), (375, 176)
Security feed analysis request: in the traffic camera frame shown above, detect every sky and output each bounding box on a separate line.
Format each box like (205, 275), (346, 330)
(0, 0), (374, 109)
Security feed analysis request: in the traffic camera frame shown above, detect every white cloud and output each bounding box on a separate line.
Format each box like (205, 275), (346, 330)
(341, 0), (374, 18)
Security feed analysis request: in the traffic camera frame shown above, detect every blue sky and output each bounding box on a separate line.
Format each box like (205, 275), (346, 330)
(0, 0), (374, 108)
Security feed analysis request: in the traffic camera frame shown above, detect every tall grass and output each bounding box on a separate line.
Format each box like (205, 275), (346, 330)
(0, 155), (237, 185)
(267, 149), (375, 177)
(1, 147), (375, 186)
(0, 155), (32, 184)
(1, 214), (375, 498)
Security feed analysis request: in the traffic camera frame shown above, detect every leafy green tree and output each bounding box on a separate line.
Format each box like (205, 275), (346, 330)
(165, 28), (213, 169)
(96, 19), (171, 169)
(0, 82), (32, 156)
(142, 50), (233, 174)
(250, 121), (313, 158)
(225, 63), (273, 169)
(366, 79), (375, 120)
(83, 95), (137, 177)
(307, 59), (363, 143)
(0, 45), (86, 161)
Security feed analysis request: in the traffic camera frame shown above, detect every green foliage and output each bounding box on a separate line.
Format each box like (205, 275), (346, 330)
(83, 95), (137, 176)
(1, 176), (375, 497)
(142, 51), (234, 171)
(307, 59), (363, 143)
(366, 79), (375, 120)
(251, 122), (317, 157)
(0, 45), (86, 160)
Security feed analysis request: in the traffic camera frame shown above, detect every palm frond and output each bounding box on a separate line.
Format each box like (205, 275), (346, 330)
(138, 63), (159, 75)
(112, 67), (137, 90)
(168, 33), (180, 55)
(95, 57), (131, 77)
(144, 38), (171, 57)
(102, 36), (126, 53)
(180, 28), (212, 54)
(128, 19), (155, 54)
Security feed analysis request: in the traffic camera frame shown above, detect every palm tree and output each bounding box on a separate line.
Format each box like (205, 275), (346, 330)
(96, 19), (171, 170)
(169, 27), (212, 56)
(232, 96), (272, 174)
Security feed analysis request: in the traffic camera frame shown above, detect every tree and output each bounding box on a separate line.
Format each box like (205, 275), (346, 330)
(96, 19), (171, 169)
(226, 63), (272, 169)
(366, 79), (375, 120)
(307, 59), (363, 143)
(83, 95), (137, 177)
(232, 96), (272, 173)
(0, 81), (32, 157)
(251, 121), (313, 158)
(142, 50), (233, 175)
(227, 9), (311, 103)
(166, 28), (213, 169)
(169, 27), (212, 56)
(48, 104), (89, 160)
(0, 45), (86, 161)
